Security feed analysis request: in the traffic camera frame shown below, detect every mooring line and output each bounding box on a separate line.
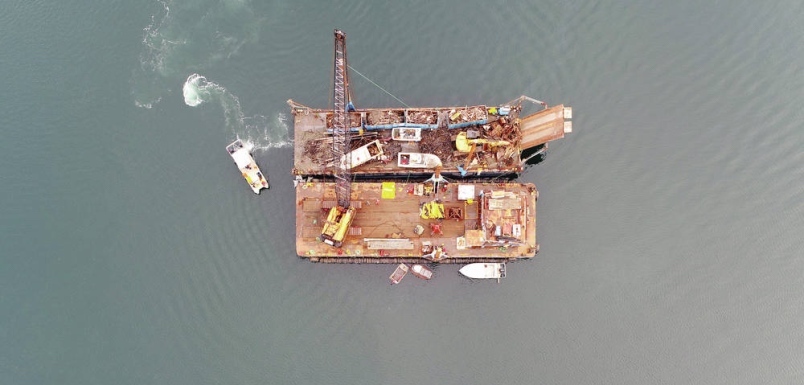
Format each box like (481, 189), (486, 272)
(347, 65), (409, 108)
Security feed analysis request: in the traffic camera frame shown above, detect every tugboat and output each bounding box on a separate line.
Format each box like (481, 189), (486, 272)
(226, 139), (269, 194)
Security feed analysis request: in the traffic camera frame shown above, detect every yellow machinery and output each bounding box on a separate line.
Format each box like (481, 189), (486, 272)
(320, 206), (355, 247)
(455, 132), (510, 152)
(456, 132), (510, 170)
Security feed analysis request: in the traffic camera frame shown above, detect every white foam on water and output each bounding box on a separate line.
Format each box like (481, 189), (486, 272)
(181, 73), (292, 152)
(140, 0), (176, 76)
(132, 0), (260, 108)
(181, 73), (243, 129)
(132, 0), (180, 108)
(134, 97), (161, 109)
(240, 113), (294, 152)
(182, 74), (209, 107)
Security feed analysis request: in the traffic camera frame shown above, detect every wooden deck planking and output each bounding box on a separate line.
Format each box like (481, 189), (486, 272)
(519, 105), (569, 149)
(296, 181), (538, 263)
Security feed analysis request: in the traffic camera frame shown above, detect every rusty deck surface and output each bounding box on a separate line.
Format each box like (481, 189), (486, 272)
(291, 103), (569, 178)
(296, 181), (538, 263)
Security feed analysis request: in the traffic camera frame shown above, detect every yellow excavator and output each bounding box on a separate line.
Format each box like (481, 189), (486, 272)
(455, 132), (511, 152)
(455, 132), (510, 170)
(320, 204), (355, 247)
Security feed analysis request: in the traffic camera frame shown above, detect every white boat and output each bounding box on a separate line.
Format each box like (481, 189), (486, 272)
(226, 139), (269, 194)
(397, 152), (442, 169)
(391, 127), (422, 141)
(389, 263), (409, 284)
(339, 140), (384, 169)
(411, 264), (433, 280)
(459, 263), (506, 280)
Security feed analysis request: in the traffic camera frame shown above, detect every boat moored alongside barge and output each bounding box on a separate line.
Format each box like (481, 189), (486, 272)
(226, 139), (269, 194)
(411, 264), (433, 280)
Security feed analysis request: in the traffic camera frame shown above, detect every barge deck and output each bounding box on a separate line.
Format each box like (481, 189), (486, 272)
(296, 180), (538, 263)
(290, 99), (571, 180)
(289, 30), (572, 266)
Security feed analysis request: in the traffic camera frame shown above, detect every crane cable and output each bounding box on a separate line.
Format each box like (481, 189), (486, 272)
(347, 64), (410, 108)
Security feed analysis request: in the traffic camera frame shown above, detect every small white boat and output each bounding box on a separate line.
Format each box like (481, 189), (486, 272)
(459, 263), (506, 281)
(389, 263), (409, 285)
(338, 140), (384, 169)
(391, 127), (422, 141)
(226, 139), (269, 194)
(397, 152), (442, 169)
(411, 264), (433, 280)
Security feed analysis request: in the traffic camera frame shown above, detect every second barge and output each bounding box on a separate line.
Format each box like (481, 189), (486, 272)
(296, 180), (538, 264)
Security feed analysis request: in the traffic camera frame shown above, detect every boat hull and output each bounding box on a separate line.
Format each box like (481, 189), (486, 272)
(227, 140), (269, 194)
(411, 264), (433, 280)
(459, 263), (506, 279)
(389, 263), (409, 284)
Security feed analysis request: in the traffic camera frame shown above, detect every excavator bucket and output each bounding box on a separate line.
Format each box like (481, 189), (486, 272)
(456, 132), (472, 153)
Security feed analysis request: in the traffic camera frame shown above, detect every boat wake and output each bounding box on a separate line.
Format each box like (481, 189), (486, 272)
(132, 0), (258, 109)
(130, 0), (288, 151)
(183, 74), (292, 151)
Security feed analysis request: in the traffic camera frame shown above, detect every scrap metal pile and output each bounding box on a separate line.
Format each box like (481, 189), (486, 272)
(406, 110), (438, 125)
(366, 110), (404, 126)
(448, 106), (486, 123)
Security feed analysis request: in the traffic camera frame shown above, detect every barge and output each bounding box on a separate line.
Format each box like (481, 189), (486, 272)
(291, 29), (570, 265)
(290, 99), (572, 180)
(295, 180), (538, 264)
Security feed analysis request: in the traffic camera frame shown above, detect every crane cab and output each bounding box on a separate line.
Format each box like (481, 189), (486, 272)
(320, 205), (356, 247)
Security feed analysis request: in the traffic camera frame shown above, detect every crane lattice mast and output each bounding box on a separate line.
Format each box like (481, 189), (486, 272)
(332, 29), (351, 208)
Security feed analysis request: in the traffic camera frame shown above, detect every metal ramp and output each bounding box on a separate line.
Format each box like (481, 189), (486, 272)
(519, 105), (572, 150)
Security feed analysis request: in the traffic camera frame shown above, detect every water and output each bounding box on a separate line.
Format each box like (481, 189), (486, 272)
(2, 0), (803, 384)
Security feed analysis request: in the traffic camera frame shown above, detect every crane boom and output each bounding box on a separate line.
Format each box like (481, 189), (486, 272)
(320, 29), (356, 248)
(332, 29), (351, 208)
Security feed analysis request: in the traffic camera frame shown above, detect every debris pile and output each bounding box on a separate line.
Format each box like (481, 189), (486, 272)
(485, 117), (518, 141)
(419, 129), (455, 163)
(449, 106), (487, 123)
(367, 110), (403, 126)
(326, 112), (363, 128)
(407, 110), (438, 124)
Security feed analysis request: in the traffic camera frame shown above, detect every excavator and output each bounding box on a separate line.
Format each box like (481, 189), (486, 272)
(455, 132), (510, 173)
(320, 29), (356, 248)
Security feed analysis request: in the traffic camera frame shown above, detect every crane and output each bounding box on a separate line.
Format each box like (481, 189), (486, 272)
(320, 29), (356, 248)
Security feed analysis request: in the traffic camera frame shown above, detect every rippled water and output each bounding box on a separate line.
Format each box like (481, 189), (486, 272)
(2, 0), (803, 384)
